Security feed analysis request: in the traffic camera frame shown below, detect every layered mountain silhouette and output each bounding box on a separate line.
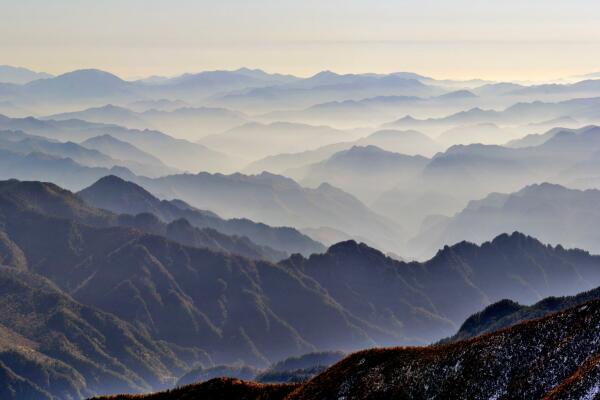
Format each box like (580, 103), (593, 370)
(0, 146), (137, 191)
(373, 125), (600, 236)
(209, 72), (443, 113)
(198, 121), (351, 160)
(446, 286), (600, 343)
(46, 104), (249, 140)
(3, 62), (600, 399)
(243, 129), (439, 176)
(410, 183), (600, 258)
(130, 171), (404, 254)
(0, 65), (52, 84)
(259, 91), (478, 128)
(80, 134), (177, 176)
(2, 179), (600, 398)
(384, 97), (600, 136)
(0, 129), (175, 178)
(243, 142), (353, 175)
(0, 114), (235, 173)
(9, 70), (139, 112)
(296, 145), (429, 203)
(78, 175), (325, 257)
(352, 129), (441, 156)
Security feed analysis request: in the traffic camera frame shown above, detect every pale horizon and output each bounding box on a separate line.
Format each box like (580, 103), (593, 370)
(3, 61), (599, 85)
(3, 0), (600, 82)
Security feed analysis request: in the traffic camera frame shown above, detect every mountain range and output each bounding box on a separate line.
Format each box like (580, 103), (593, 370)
(258, 91), (480, 128)
(384, 97), (600, 136)
(198, 121), (353, 160)
(3, 178), (600, 397)
(410, 183), (600, 259)
(0, 129), (176, 178)
(0, 114), (236, 173)
(45, 104), (249, 141)
(243, 129), (440, 176)
(295, 145), (429, 204)
(372, 125), (600, 236)
(3, 63), (600, 399)
(128, 171), (404, 255)
(208, 72), (445, 113)
(78, 175), (325, 257)
(0, 65), (52, 84)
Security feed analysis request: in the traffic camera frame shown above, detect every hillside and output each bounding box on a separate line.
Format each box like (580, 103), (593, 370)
(0, 179), (284, 262)
(445, 286), (600, 343)
(132, 171), (404, 255)
(78, 175), (325, 257)
(288, 298), (600, 399)
(409, 183), (600, 258)
(0, 180), (406, 367)
(0, 268), (195, 400)
(2, 179), (600, 397)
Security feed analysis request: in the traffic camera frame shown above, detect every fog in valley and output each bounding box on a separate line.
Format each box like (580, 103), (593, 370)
(3, 45), (600, 400)
(2, 67), (600, 262)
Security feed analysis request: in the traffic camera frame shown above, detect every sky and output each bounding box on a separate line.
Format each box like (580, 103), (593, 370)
(2, 0), (600, 81)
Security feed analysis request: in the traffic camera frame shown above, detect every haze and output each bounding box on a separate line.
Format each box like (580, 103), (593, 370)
(4, 1), (600, 398)
(3, 0), (600, 80)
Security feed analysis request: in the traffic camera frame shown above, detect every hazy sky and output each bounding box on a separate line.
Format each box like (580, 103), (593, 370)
(2, 0), (600, 81)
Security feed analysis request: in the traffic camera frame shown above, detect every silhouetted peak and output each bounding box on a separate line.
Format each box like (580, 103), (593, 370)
(84, 175), (152, 199)
(433, 239), (478, 260)
(398, 115), (419, 122)
(310, 70), (340, 79)
(325, 240), (386, 260)
(457, 299), (523, 333)
(489, 231), (540, 248)
(437, 90), (478, 99)
(85, 133), (119, 142)
(51, 69), (125, 83)
(517, 182), (568, 196)
(327, 240), (360, 254)
(94, 174), (126, 186)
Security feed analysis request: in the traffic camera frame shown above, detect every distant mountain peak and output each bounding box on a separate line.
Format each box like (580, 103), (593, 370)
(311, 70), (340, 79)
(488, 231), (543, 249)
(517, 182), (567, 194)
(326, 239), (360, 253)
(0, 65), (53, 84)
(437, 89), (478, 99)
(82, 175), (155, 201)
(93, 174), (127, 185)
(54, 68), (124, 81)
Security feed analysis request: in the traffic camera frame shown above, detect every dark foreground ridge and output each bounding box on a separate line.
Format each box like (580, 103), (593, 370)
(93, 378), (297, 400)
